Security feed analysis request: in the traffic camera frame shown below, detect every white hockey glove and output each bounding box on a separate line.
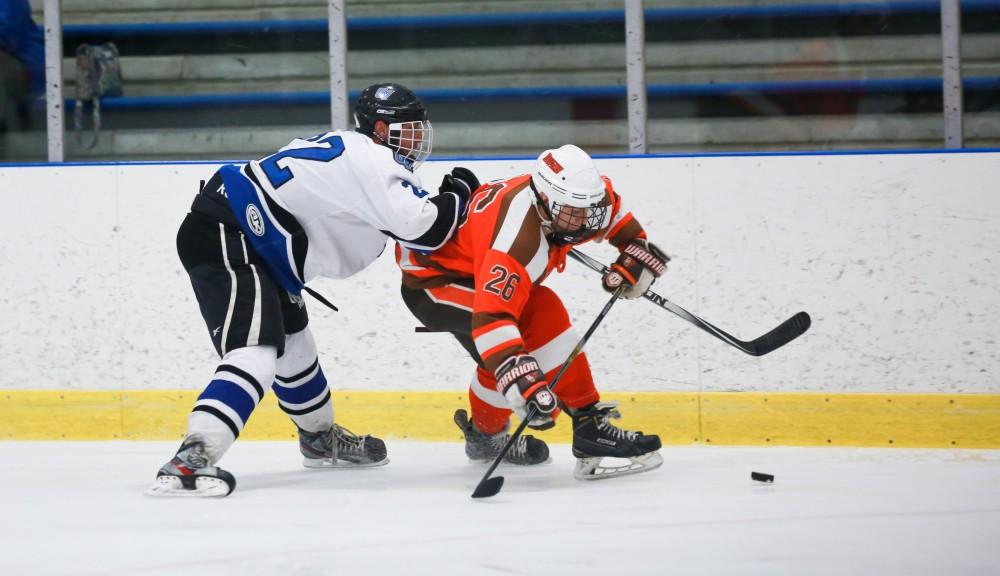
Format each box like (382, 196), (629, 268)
(602, 238), (669, 299)
(494, 354), (559, 431)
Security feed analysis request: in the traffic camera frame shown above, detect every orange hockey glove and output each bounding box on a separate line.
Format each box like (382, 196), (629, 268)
(602, 239), (669, 299)
(495, 354), (558, 430)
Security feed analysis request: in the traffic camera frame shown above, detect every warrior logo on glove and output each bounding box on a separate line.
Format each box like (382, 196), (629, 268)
(495, 355), (559, 430)
(604, 271), (624, 288)
(534, 389), (554, 407)
(496, 357), (543, 389)
(623, 242), (668, 275)
(603, 238), (670, 300)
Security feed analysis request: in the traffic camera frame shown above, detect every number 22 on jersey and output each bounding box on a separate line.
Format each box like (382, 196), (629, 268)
(259, 133), (346, 188)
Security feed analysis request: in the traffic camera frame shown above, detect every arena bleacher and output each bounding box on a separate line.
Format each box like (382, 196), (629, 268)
(3, 0), (999, 160)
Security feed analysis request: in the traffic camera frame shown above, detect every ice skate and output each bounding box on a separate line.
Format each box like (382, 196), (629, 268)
(146, 436), (236, 497)
(453, 409), (550, 465)
(570, 401), (663, 480)
(300, 423), (389, 468)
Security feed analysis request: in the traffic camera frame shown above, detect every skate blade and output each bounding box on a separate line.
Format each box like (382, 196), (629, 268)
(144, 475), (233, 497)
(574, 451), (663, 481)
(466, 455), (553, 466)
(303, 457), (390, 469)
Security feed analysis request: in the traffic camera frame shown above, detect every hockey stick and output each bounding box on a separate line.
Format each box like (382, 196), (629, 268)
(471, 285), (626, 499)
(303, 286), (339, 312)
(568, 249), (810, 357)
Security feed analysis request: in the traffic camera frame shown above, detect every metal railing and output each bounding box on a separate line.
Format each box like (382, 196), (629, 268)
(31, 0), (989, 161)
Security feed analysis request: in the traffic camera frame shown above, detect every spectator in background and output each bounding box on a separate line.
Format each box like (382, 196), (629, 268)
(1, 51), (23, 133)
(0, 0), (46, 97)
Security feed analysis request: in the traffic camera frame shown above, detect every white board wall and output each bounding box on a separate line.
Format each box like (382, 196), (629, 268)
(1, 152), (997, 393)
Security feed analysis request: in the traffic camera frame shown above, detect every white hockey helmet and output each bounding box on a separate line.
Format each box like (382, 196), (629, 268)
(530, 144), (612, 244)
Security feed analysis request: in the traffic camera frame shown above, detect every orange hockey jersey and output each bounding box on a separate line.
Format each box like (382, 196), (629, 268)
(397, 173), (645, 372)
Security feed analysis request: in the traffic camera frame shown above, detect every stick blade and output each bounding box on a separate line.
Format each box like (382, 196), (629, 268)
(747, 311), (811, 356)
(471, 476), (505, 499)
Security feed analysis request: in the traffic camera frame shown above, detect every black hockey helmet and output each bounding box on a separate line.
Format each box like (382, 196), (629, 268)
(354, 82), (432, 170)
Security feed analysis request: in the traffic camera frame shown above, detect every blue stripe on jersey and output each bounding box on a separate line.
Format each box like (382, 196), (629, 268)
(272, 366), (329, 406)
(197, 378), (258, 424)
(219, 164), (305, 295)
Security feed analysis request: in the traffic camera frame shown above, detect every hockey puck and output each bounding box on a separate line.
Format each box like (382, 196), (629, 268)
(751, 471), (774, 483)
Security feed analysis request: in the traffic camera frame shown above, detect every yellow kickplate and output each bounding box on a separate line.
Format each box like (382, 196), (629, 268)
(699, 392), (1000, 448)
(1, 390), (999, 448)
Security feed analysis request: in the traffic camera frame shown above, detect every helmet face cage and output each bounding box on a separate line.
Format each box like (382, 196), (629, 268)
(548, 198), (610, 244)
(387, 119), (433, 170)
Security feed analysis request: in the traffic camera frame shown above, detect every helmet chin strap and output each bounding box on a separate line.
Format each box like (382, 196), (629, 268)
(529, 181), (560, 239)
(532, 183), (595, 246)
(370, 121), (389, 146)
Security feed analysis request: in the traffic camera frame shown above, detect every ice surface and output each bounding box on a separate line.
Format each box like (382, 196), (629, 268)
(2, 441), (998, 575)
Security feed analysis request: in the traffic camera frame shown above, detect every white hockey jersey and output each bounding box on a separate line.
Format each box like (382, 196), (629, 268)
(219, 130), (462, 294)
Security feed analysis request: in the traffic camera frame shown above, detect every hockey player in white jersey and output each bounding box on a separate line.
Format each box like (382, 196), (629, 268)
(148, 83), (479, 497)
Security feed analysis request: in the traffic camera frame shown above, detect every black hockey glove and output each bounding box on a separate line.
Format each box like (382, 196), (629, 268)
(438, 167), (480, 217)
(602, 238), (669, 299)
(494, 354), (559, 430)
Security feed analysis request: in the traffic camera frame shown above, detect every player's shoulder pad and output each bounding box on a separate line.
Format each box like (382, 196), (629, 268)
(343, 131), (426, 191)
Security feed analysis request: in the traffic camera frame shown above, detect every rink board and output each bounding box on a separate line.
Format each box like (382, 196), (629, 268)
(3, 153), (1000, 453)
(3, 153), (1000, 399)
(2, 390), (1000, 448)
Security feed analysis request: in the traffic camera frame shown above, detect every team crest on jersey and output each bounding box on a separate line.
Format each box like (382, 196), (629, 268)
(246, 205), (265, 236)
(375, 86), (396, 100)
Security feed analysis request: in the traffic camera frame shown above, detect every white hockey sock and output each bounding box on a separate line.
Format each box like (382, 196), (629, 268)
(274, 328), (334, 433)
(188, 345), (278, 464)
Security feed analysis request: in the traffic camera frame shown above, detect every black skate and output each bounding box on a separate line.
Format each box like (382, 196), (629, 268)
(570, 402), (663, 480)
(145, 436), (236, 497)
(300, 423), (389, 468)
(454, 409), (550, 466)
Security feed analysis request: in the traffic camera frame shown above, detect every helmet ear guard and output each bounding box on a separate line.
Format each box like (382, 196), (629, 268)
(530, 145), (612, 245)
(354, 83), (433, 170)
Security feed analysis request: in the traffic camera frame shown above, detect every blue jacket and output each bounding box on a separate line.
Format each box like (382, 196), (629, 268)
(0, 0), (46, 95)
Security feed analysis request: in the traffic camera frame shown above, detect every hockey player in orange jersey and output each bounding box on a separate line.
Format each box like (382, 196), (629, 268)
(398, 144), (669, 479)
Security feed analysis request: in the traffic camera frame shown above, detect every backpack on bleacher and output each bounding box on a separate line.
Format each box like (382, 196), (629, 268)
(74, 43), (123, 149)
